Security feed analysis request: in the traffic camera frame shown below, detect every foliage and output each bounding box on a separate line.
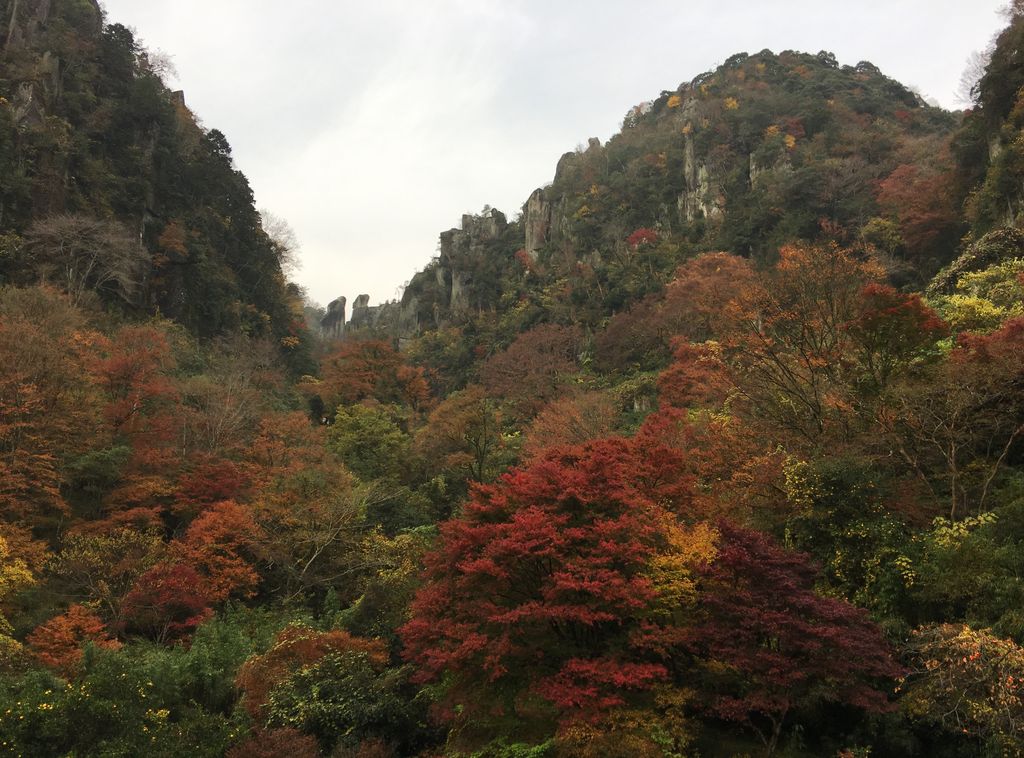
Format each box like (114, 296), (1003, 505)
(330, 404), (410, 482)
(522, 392), (618, 460)
(265, 649), (420, 753)
(684, 521), (903, 755)
(27, 604), (120, 676)
(400, 435), (707, 739)
(310, 339), (430, 415)
(480, 324), (581, 419)
(901, 624), (1024, 755)
(236, 624), (388, 723)
(2, 5), (1024, 754)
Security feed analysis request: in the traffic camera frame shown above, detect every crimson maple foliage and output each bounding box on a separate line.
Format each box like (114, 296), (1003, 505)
(120, 562), (214, 642)
(91, 325), (178, 436)
(626, 228), (659, 249)
(683, 521), (902, 755)
(400, 436), (696, 728)
(174, 458), (252, 517)
(657, 340), (733, 409)
(846, 282), (948, 391)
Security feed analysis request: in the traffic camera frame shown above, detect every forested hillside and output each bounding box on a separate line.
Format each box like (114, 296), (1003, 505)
(0, 0), (312, 363)
(2, 1), (1024, 757)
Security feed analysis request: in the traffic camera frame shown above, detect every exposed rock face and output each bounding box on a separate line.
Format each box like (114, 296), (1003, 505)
(3, 0), (102, 125)
(437, 208), (507, 313)
(9, 44), (60, 128)
(524, 188), (550, 261)
(349, 294), (372, 328)
(3, 0), (100, 53)
(749, 149), (792, 189)
(320, 295), (346, 340)
(346, 293), (418, 339)
(3, 0), (52, 53)
(679, 130), (719, 222)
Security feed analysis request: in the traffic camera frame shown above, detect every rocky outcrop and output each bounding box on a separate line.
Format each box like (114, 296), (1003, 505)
(524, 188), (549, 260)
(347, 293), (418, 339)
(8, 45), (60, 128)
(679, 128), (719, 222)
(3, 0), (100, 53)
(348, 294), (372, 328)
(3, 0), (52, 53)
(320, 295), (346, 340)
(749, 149), (792, 189)
(436, 208), (507, 313)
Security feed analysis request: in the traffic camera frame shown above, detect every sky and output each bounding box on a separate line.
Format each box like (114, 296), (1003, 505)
(100, 0), (1009, 308)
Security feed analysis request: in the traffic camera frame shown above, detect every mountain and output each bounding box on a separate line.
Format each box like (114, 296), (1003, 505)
(3, 3), (1024, 757)
(0, 0), (309, 364)
(325, 48), (969, 392)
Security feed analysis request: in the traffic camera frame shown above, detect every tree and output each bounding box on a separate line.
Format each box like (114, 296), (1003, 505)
(329, 404), (410, 482)
(845, 283), (947, 393)
(90, 324), (178, 436)
(657, 340), (733, 410)
(878, 317), (1024, 520)
(0, 534), (36, 665)
(236, 625), (388, 722)
(312, 340), (429, 415)
(227, 730), (320, 758)
(400, 436), (708, 743)
(264, 648), (418, 754)
(252, 464), (371, 603)
(626, 228), (659, 249)
(684, 522), (902, 756)
(522, 392), (618, 460)
(877, 162), (961, 268)
(0, 287), (102, 523)
(662, 253), (756, 342)
(49, 529), (165, 625)
(901, 624), (1024, 755)
(27, 605), (120, 676)
(480, 324), (581, 418)
(119, 562), (214, 642)
(594, 293), (672, 372)
(175, 500), (261, 602)
(722, 243), (883, 442)
(414, 385), (509, 485)
(173, 457), (252, 518)
(934, 258), (1024, 333)
(594, 252), (756, 373)
(179, 336), (284, 457)
(260, 209), (301, 276)
(24, 215), (150, 305)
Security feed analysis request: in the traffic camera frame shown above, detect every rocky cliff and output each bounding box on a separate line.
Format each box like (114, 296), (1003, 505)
(350, 48), (960, 340)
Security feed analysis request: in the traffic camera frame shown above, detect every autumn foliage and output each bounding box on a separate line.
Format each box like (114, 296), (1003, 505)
(27, 605), (120, 676)
(5, 12), (1024, 756)
(236, 625), (389, 720)
(684, 522), (903, 752)
(400, 436), (701, 726)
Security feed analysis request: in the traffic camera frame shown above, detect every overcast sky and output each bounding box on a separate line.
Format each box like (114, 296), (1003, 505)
(100, 1), (1008, 308)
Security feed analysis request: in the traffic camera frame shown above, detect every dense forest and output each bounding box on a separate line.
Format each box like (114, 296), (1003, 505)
(2, 0), (1024, 756)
